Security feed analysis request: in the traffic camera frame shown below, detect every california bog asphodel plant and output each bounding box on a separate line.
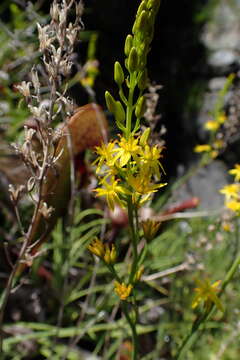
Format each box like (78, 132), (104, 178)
(87, 1), (164, 358)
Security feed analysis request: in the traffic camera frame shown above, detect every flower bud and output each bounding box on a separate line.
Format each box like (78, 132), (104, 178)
(142, 219), (161, 241)
(114, 61), (125, 86)
(128, 47), (139, 73)
(124, 34), (133, 57)
(140, 127), (151, 146)
(147, 0), (160, 11)
(104, 244), (117, 264)
(134, 265), (144, 283)
(135, 96), (146, 118)
(137, 10), (149, 32)
(115, 101), (125, 123)
(105, 91), (116, 114)
(137, 1), (147, 16)
(138, 69), (148, 90)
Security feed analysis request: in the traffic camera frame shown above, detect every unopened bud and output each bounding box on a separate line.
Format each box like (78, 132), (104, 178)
(140, 127), (151, 146)
(124, 34), (133, 57)
(105, 91), (116, 114)
(138, 69), (148, 90)
(142, 219), (161, 241)
(104, 244), (117, 264)
(137, 10), (149, 32)
(114, 61), (125, 86)
(135, 96), (146, 118)
(147, 0), (160, 11)
(137, 1), (147, 16)
(134, 265), (144, 283)
(115, 101), (125, 123)
(128, 47), (139, 73)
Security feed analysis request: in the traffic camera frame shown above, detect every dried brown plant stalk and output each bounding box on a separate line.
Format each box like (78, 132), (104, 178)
(0, 0), (84, 352)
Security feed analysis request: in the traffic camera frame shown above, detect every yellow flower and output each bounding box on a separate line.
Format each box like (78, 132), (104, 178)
(204, 120), (219, 132)
(88, 238), (105, 258)
(220, 184), (240, 200)
(114, 281), (133, 300)
(94, 177), (127, 210)
(139, 144), (164, 179)
(217, 113), (227, 124)
(229, 164), (240, 182)
(210, 150), (218, 159)
(128, 172), (167, 196)
(225, 200), (240, 213)
(192, 278), (223, 312)
(80, 76), (94, 88)
(222, 221), (232, 232)
(194, 144), (211, 153)
(115, 136), (140, 167)
(94, 141), (117, 173)
(213, 139), (224, 149)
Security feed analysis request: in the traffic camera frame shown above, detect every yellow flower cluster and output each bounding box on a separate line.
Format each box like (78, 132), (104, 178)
(194, 140), (224, 159)
(93, 131), (166, 210)
(114, 281), (133, 300)
(192, 278), (223, 312)
(194, 112), (227, 159)
(88, 238), (117, 264)
(204, 113), (226, 132)
(220, 164), (240, 213)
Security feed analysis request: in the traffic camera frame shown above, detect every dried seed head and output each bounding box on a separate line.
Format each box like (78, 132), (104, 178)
(50, 0), (59, 22)
(9, 184), (25, 204)
(39, 202), (54, 219)
(31, 68), (40, 93)
(28, 104), (45, 120)
(15, 81), (31, 97)
(59, 59), (73, 76)
(66, 23), (79, 47)
(37, 23), (54, 52)
(27, 177), (36, 192)
(24, 126), (36, 142)
(75, 1), (84, 17)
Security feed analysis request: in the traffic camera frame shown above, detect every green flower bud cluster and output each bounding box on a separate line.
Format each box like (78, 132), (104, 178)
(105, 0), (160, 137)
(128, 0), (160, 75)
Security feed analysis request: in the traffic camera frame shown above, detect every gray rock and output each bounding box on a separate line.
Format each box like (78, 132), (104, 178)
(208, 49), (237, 68)
(201, 1), (240, 71)
(172, 160), (229, 211)
(208, 77), (228, 91)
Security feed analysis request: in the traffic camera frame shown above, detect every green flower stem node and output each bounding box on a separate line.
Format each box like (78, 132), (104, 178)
(135, 95), (146, 118)
(124, 34), (133, 57)
(105, 91), (116, 114)
(128, 47), (139, 73)
(115, 101), (125, 123)
(114, 61), (125, 86)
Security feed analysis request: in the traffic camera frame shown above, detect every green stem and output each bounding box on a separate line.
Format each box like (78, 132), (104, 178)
(126, 75), (136, 139)
(175, 253), (240, 360)
(127, 198), (138, 284)
(122, 302), (138, 360)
